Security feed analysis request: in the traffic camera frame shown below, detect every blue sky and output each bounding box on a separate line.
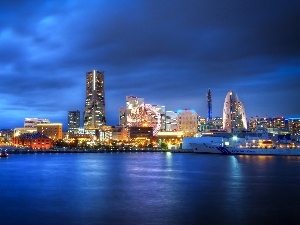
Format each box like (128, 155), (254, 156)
(0, 0), (299, 129)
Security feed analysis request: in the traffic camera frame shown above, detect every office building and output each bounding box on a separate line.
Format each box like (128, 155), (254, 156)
(68, 110), (80, 133)
(83, 70), (106, 129)
(177, 109), (198, 136)
(165, 111), (178, 131)
(37, 123), (63, 140)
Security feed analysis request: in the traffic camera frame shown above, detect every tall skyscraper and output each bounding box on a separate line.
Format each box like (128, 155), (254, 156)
(83, 70), (106, 129)
(223, 90), (247, 133)
(207, 89), (212, 120)
(68, 110), (80, 133)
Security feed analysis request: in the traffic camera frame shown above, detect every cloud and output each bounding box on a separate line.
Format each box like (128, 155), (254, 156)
(0, 0), (300, 129)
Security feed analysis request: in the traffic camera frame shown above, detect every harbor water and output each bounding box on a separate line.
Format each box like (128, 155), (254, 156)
(1, 152), (300, 225)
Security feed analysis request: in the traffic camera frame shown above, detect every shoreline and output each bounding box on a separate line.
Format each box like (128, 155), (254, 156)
(1, 148), (195, 154)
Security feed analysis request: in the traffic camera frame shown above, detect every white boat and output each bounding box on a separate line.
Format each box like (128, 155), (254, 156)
(184, 136), (300, 156)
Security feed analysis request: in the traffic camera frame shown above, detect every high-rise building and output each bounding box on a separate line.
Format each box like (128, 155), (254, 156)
(68, 110), (80, 133)
(165, 111), (178, 131)
(223, 91), (247, 133)
(153, 105), (166, 132)
(119, 107), (126, 126)
(83, 70), (106, 129)
(207, 89), (212, 120)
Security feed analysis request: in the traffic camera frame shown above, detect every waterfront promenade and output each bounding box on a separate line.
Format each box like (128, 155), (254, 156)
(1, 147), (193, 155)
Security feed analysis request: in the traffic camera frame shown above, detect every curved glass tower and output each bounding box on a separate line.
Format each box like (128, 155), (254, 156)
(223, 90), (247, 133)
(83, 70), (106, 129)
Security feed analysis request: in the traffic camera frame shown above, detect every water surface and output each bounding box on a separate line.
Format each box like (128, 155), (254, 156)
(1, 153), (300, 225)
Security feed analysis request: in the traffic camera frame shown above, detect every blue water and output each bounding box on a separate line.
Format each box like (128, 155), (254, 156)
(1, 153), (300, 225)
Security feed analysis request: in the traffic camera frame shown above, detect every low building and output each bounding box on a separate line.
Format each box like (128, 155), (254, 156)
(13, 133), (52, 149)
(157, 131), (184, 149)
(14, 127), (37, 137)
(111, 126), (129, 141)
(129, 127), (155, 148)
(129, 127), (153, 139)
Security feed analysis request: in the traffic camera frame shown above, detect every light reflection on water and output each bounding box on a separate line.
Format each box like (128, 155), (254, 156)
(1, 153), (300, 225)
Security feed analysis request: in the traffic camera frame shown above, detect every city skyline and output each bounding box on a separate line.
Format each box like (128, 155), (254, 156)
(0, 0), (299, 129)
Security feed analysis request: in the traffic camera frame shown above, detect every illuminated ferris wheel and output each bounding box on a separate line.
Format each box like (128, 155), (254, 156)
(127, 103), (161, 135)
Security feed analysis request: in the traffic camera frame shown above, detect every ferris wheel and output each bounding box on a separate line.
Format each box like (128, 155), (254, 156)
(127, 103), (161, 135)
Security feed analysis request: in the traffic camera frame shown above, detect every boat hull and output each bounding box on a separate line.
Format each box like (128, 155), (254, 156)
(190, 143), (300, 156)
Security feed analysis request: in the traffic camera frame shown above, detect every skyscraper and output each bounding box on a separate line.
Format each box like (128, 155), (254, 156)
(83, 70), (106, 129)
(223, 90), (247, 133)
(68, 110), (80, 133)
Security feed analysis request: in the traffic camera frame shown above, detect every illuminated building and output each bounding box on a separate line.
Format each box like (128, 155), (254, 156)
(129, 127), (153, 139)
(68, 110), (80, 134)
(157, 131), (184, 149)
(153, 105), (166, 131)
(223, 91), (247, 133)
(125, 95), (144, 126)
(119, 107), (126, 126)
(0, 129), (13, 146)
(111, 126), (129, 141)
(128, 127), (155, 148)
(24, 118), (50, 128)
(13, 133), (52, 149)
(122, 96), (162, 136)
(212, 117), (223, 129)
(165, 111), (178, 131)
(272, 117), (286, 130)
(14, 128), (37, 137)
(177, 109), (198, 136)
(83, 70), (106, 129)
(248, 117), (272, 133)
(286, 118), (300, 135)
(37, 123), (63, 140)
(198, 118), (209, 132)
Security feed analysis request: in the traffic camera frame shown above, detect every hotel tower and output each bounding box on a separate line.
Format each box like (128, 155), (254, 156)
(223, 90), (247, 133)
(83, 70), (106, 129)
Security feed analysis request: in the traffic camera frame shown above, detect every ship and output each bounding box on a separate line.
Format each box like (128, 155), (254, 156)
(183, 136), (300, 156)
(0, 150), (9, 157)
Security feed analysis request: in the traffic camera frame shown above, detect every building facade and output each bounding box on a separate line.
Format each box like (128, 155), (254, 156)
(286, 118), (300, 135)
(177, 109), (198, 136)
(223, 91), (247, 133)
(37, 123), (63, 140)
(68, 110), (80, 134)
(24, 118), (50, 128)
(83, 70), (106, 129)
(13, 133), (52, 149)
(165, 111), (178, 131)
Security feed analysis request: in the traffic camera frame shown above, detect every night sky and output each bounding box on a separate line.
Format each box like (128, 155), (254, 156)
(0, 0), (299, 129)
